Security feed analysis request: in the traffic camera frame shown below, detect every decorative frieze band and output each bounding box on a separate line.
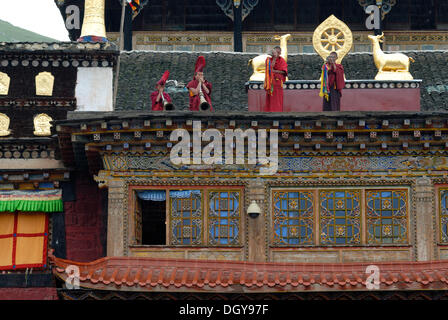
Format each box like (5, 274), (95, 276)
(0, 98), (77, 108)
(247, 80), (422, 91)
(0, 58), (114, 68)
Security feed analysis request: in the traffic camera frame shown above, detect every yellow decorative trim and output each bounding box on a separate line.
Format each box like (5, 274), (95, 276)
(35, 72), (54, 96)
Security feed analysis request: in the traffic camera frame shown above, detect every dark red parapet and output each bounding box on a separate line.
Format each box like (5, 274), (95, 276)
(247, 80), (421, 112)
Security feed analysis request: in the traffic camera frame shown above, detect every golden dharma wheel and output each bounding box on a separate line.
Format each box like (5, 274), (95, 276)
(312, 15), (353, 64)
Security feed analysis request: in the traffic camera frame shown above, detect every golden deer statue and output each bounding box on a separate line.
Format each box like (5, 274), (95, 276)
(248, 34), (291, 81)
(368, 33), (415, 80)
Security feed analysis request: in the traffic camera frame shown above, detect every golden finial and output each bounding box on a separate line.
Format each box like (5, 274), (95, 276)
(313, 15), (353, 64)
(79, 0), (107, 41)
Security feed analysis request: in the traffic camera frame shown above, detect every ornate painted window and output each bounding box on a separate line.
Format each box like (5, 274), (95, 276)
(366, 190), (408, 244)
(169, 190), (203, 245)
(319, 190), (361, 245)
(138, 188), (243, 246)
(440, 189), (448, 243)
(272, 191), (314, 245)
(208, 191), (241, 245)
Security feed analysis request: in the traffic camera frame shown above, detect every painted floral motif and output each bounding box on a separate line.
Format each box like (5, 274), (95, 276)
(336, 226), (345, 236)
(288, 200), (298, 210)
(336, 200), (345, 209)
(382, 199), (392, 209)
(382, 225), (392, 236)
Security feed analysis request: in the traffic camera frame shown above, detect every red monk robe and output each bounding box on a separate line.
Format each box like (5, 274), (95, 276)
(150, 91), (172, 111)
(186, 79), (213, 111)
(265, 56), (288, 112)
(323, 63), (345, 111)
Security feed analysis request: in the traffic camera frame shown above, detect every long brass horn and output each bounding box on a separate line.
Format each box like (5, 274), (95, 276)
(199, 85), (210, 111)
(161, 92), (175, 111)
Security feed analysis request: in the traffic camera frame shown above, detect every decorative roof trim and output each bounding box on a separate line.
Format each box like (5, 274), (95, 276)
(50, 251), (448, 292)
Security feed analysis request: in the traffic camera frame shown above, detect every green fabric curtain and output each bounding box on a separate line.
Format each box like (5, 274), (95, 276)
(0, 199), (63, 213)
(0, 190), (63, 213)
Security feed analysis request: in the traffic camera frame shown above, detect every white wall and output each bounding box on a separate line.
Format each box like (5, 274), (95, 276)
(75, 67), (113, 112)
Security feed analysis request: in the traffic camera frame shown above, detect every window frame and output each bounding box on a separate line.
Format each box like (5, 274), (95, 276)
(270, 187), (410, 247)
(365, 189), (409, 245)
(438, 187), (448, 244)
(133, 186), (244, 248)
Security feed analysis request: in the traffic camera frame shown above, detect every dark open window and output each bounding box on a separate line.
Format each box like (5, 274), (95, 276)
(141, 198), (166, 245)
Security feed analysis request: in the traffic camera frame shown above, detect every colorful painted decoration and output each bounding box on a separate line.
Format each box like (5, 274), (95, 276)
(170, 190), (202, 245)
(208, 191), (241, 245)
(319, 190), (361, 245)
(273, 191), (314, 245)
(440, 189), (448, 243)
(366, 190), (408, 244)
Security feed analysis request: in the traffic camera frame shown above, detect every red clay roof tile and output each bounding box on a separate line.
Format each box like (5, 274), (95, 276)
(48, 250), (448, 292)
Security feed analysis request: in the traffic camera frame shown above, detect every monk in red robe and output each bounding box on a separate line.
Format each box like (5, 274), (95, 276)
(322, 52), (345, 111)
(264, 46), (288, 112)
(187, 56), (213, 111)
(150, 70), (172, 111)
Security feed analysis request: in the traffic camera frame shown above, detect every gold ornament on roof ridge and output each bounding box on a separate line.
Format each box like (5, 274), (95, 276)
(0, 113), (11, 137)
(33, 113), (53, 137)
(368, 33), (415, 80)
(35, 72), (54, 96)
(313, 15), (353, 64)
(0, 72), (10, 95)
(249, 34), (291, 81)
(80, 0), (106, 39)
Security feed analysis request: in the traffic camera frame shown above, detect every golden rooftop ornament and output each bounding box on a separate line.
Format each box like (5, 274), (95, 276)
(0, 72), (10, 95)
(313, 15), (353, 64)
(35, 72), (54, 96)
(368, 33), (415, 80)
(80, 0), (107, 39)
(249, 34), (291, 81)
(33, 114), (53, 137)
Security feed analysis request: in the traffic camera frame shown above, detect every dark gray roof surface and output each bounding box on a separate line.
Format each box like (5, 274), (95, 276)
(115, 50), (448, 112)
